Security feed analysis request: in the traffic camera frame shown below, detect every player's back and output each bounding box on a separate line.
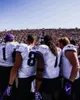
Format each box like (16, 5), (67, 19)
(62, 44), (79, 79)
(38, 44), (60, 78)
(0, 42), (19, 67)
(17, 43), (37, 78)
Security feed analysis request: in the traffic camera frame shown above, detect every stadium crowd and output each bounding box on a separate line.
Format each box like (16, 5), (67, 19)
(0, 28), (80, 100)
(0, 28), (80, 45)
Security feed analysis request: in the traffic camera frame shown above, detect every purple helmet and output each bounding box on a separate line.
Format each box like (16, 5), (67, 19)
(4, 34), (14, 41)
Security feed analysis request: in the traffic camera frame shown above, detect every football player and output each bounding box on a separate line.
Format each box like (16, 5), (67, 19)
(58, 37), (80, 100)
(35, 35), (61, 100)
(0, 33), (19, 99)
(2, 34), (39, 100)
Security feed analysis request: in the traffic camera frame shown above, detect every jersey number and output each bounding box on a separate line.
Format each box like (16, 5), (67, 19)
(2, 47), (6, 60)
(27, 51), (36, 66)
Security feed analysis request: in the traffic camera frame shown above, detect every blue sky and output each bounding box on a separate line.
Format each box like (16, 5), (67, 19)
(0, 0), (80, 31)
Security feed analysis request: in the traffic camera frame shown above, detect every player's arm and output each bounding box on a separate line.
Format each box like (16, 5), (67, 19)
(65, 50), (79, 82)
(35, 52), (44, 92)
(9, 51), (22, 85)
(1, 51), (22, 99)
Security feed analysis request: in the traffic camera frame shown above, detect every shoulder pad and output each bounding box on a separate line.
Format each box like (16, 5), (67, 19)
(63, 44), (77, 52)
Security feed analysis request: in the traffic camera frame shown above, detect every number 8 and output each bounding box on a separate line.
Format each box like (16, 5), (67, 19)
(27, 51), (36, 66)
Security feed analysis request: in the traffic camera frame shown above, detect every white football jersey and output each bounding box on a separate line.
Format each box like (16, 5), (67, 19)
(0, 41), (19, 67)
(37, 44), (61, 78)
(62, 44), (79, 79)
(17, 43), (37, 78)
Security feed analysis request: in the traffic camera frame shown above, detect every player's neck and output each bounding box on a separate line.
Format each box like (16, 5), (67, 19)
(28, 43), (35, 46)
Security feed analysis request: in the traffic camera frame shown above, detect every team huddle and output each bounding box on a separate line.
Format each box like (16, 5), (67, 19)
(0, 33), (80, 100)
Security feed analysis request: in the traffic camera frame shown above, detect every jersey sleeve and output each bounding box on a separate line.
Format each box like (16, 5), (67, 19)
(36, 45), (48, 56)
(63, 44), (77, 53)
(16, 44), (27, 53)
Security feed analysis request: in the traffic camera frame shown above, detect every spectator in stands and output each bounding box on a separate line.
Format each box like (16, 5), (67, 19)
(70, 39), (76, 45)
(39, 31), (45, 44)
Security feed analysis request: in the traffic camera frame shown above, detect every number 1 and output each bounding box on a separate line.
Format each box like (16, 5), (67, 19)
(2, 47), (6, 60)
